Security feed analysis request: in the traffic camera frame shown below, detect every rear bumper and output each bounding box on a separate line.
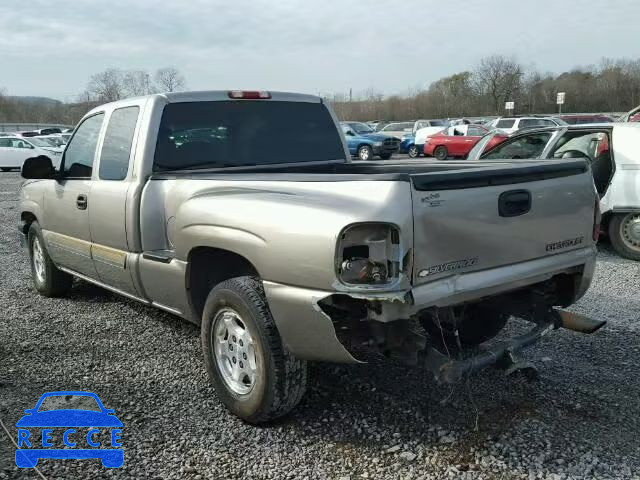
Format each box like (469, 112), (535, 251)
(263, 247), (597, 363)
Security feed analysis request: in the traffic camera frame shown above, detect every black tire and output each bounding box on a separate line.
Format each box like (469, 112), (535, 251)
(28, 221), (73, 297)
(1, 168), (11, 172)
(434, 146), (448, 160)
(379, 152), (392, 160)
(357, 145), (373, 161)
(408, 145), (420, 158)
(201, 276), (308, 423)
(420, 305), (509, 351)
(608, 213), (640, 261)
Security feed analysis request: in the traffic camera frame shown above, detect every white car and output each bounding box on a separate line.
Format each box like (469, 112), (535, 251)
(488, 116), (566, 134)
(0, 136), (62, 171)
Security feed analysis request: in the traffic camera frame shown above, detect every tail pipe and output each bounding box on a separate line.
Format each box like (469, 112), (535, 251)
(554, 309), (606, 334)
(422, 308), (605, 385)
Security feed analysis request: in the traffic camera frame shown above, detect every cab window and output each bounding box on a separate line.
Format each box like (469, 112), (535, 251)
(63, 113), (104, 178)
(99, 106), (140, 180)
(483, 132), (552, 159)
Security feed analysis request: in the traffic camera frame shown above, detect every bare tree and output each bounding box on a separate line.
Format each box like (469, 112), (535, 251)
(87, 68), (125, 102)
(123, 70), (156, 97)
(154, 67), (186, 92)
(474, 55), (523, 114)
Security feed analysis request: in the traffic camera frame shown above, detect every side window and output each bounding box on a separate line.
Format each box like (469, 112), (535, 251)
(63, 113), (104, 178)
(551, 131), (609, 160)
(519, 119), (538, 128)
(99, 107), (140, 180)
(483, 133), (553, 159)
(495, 119), (516, 129)
(467, 126), (486, 137)
(0, 138), (12, 147)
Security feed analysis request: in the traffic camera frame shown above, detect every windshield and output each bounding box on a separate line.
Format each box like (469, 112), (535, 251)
(154, 101), (346, 171)
(349, 122), (374, 134)
(38, 394), (101, 412)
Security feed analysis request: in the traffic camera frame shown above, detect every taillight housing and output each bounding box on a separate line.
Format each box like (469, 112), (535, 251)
(593, 197), (601, 242)
(336, 223), (401, 285)
(228, 90), (271, 99)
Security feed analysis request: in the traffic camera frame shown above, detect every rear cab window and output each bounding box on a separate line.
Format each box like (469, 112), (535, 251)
(154, 101), (345, 171)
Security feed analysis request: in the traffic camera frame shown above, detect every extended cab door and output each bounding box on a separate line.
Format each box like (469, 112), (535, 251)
(88, 105), (142, 296)
(42, 113), (105, 278)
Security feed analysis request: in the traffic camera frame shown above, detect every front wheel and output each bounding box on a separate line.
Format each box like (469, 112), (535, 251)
(357, 145), (373, 161)
(201, 276), (308, 423)
(609, 213), (640, 260)
(28, 221), (73, 297)
(433, 146), (448, 160)
(408, 145), (420, 158)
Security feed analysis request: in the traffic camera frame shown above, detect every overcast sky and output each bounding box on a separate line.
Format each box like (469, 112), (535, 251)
(1, 0), (638, 101)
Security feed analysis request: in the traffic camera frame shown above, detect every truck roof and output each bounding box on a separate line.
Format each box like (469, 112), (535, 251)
(88, 90), (322, 115)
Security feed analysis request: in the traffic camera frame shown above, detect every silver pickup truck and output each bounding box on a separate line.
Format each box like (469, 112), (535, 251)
(19, 90), (605, 423)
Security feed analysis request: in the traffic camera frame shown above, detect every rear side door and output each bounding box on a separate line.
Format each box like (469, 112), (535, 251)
(445, 126), (471, 156)
(42, 113), (105, 278)
(88, 105), (142, 295)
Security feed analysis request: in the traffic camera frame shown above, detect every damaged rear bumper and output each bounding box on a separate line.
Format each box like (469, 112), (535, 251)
(262, 246), (597, 363)
(423, 309), (605, 384)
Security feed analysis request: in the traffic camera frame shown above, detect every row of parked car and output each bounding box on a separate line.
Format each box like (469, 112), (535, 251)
(0, 128), (71, 171)
(341, 112), (640, 262)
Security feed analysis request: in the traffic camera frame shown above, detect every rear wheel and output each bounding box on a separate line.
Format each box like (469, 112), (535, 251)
(357, 145), (373, 161)
(609, 213), (640, 260)
(28, 221), (73, 297)
(420, 305), (509, 351)
(201, 276), (307, 423)
(408, 145), (420, 158)
(434, 146), (448, 160)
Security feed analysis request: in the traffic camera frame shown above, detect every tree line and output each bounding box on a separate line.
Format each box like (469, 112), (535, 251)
(0, 66), (186, 125)
(2, 55), (640, 125)
(326, 55), (640, 121)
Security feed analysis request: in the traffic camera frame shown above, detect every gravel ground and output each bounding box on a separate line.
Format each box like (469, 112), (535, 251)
(0, 171), (639, 480)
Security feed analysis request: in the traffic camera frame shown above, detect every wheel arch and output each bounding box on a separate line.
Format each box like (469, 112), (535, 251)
(186, 246), (261, 321)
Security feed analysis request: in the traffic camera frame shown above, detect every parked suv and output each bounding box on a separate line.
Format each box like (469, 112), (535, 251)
(489, 116), (566, 134)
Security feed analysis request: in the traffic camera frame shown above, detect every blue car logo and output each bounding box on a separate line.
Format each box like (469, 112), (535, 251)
(15, 391), (123, 468)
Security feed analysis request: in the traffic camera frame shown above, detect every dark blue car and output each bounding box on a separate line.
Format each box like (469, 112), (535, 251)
(15, 391), (123, 468)
(340, 122), (400, 160)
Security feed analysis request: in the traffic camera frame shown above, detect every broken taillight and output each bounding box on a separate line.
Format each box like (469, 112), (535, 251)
(228, 90), (271, 99)
(593, 197), (601, 242)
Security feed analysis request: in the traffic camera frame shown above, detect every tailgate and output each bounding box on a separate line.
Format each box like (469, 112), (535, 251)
(410, 160), (595, 285)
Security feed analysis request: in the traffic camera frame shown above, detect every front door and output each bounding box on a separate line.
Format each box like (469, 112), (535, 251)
(42, 113), (105, 279)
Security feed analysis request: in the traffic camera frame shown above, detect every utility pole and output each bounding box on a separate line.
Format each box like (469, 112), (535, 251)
(349, 88), (352, 102)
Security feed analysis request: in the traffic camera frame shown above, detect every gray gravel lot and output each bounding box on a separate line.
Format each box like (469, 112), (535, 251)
(0, 170), (639, 479)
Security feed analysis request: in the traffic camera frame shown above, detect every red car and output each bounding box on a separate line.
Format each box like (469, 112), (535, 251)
(424, 125), (504, 160)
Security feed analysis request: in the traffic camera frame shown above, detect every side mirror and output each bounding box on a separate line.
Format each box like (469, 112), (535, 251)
(346, 130), (355, 136)
(105, 409), (115, 414)
(24, 409), (35, 414)
(22, 155), (55, 179)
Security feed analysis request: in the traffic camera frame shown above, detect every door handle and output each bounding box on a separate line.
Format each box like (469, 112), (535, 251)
(498, 190), (531, 217)
(76, 194), (88, 210)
